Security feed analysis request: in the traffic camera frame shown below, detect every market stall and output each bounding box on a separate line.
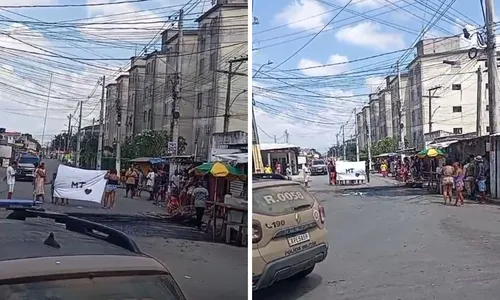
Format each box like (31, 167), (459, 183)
(190, 162), (247, 245)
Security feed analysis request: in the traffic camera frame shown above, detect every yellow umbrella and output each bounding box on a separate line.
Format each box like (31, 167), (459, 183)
(417, 148), (445, 158)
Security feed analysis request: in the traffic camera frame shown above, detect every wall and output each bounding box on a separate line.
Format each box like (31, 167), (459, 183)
(104, 84), (117, 146)
(116, 75), (129, 142)
(129, 59), (146, 137)
(194, 3), (248, 160)
(378, 89), (392, 139)
(369, 97), (379, 142)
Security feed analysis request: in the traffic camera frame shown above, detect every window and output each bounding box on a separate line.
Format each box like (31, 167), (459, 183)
(200, 38), (206, 53)
(452, 106), (462, 112)
(453, 127), (463, 134)
(487, 126), (490, 133)
(0, 275), (185, 299)
(199, 58), (205, 75)
(452, 84), (461, 90)
(197, 93), (203, 109)
(195, 126), (201, 138)
(164, 101), (169, 116)
(486, 104), (489, 111)
(209, 52), (216, 70)
(486, 83), (488, 89)
(148, 109), (152, 124)
(145, 87), (149, 97)
(143, 111), (147, 122)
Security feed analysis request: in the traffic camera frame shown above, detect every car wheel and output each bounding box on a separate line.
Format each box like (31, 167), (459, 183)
(291, 266), (315, 280)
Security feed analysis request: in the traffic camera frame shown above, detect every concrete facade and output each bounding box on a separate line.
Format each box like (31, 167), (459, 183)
(406, 36), (487, 149)
(193, 0), (248, 160)
(115, 74), (129, 143)
(104, 83), (117, 146)
(127, 58), (146, 139)
(162, 29), (198, 154)
(388, 74), (409, 148)
(369, 94), (379, 143)
(377, 79), (393, 140)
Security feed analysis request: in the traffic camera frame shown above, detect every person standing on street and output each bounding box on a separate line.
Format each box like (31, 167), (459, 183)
(146, 168), (156, 201)
(4, 161), (17, 199)
(365, 160), (370, 184)
(475, 156), (487, 204)
(192, 180), (209, 230)
(328, 160), (336, 185)
(124, 167), (137, 198)
(302, 163), (311, 187)
(286, 164), (292, 180)
(34, 162), (49, 202)
(441, 161), (454, 205)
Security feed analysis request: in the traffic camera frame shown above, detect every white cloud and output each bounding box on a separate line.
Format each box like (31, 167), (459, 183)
(0, 0), (57, 4)
(80, 0), (178, 44)
(343, 0), (386, 9)
(254, 87), (365, 150)
(298, 54), (349, 76)
(0, 24), (115, 142)
(335, 22), (405, 50)
(365, 76), (385, 91)
(275, 0), (331, 31)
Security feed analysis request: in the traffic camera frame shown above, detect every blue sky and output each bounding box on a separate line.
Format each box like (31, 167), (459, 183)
(252, 0), (491, 152)
(0, 0), (204, 144)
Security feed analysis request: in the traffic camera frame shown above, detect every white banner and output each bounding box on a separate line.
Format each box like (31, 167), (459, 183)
(53, 165), (107, 203)
(335, 161), (366, 181)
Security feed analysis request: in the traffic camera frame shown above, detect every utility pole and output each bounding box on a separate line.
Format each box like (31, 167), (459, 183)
(284, 130), (289, 143)
(354, 108), (360, 161)
(76, 100), (83, 167)
(66, 114), (72, 153)
(342, 125), (346, 161)
(97, 76), (105, 170)
(423, 86), (441, 133)
(223, 57), (248, 132)
(116, 89), (122, 173)
(171, 9), (183, 147)
(273, 135), (277, 143)
(41, 73), (53, 153)
(477, 66), (483, 136)
(336, 133), (339, 159)
(397, 61), (405, 163)
(366, 115), (373, 170)
(485, 0), (499, 198)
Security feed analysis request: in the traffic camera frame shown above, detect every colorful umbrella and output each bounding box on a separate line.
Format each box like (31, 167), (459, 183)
(417, 148), (445, 158)
(191, 162), (246, 180)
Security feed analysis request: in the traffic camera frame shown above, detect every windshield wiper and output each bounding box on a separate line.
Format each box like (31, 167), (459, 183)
(293, 204), (310, 211)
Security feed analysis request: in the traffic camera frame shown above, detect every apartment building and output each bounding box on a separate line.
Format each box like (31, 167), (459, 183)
(193, 0), (248, 160)
(116, 74), (129, 142)
(378, 78), (393, 140)
(388, 73), (409, 148)
(104, 83), (117, 146)
(161, 29), (198, 154)
(141, 50), (167, 132)
(368, 94), (379, 143)
(406, 36), (487, 149)
(127, 57), (146, 139)
(356, 110), (366, 150)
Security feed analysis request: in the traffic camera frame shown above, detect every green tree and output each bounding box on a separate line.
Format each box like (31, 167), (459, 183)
(369, 137), (397, 156)
(121, 130), (186, 158)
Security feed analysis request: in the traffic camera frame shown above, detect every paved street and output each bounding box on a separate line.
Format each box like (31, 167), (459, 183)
(0, 159), (247, 299)
(255, 174), (500, 299)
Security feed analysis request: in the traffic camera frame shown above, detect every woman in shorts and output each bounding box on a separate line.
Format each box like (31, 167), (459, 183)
(104, 169), (119, 209)
(441, 161), (455, 205)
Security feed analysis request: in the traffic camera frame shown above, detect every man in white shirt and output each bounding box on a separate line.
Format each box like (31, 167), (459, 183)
(146, 169), (156, 200)
(4, 161), (17, 199)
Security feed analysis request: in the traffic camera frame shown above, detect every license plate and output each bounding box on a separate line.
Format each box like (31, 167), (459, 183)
(287, 232), (310, 247)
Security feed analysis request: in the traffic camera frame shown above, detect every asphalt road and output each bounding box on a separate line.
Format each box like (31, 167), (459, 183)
(255, 174), (500, 299)
(0, 159), (248, 300)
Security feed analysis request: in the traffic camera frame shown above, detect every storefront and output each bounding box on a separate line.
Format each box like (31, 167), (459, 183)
(260, 143), (299, 174)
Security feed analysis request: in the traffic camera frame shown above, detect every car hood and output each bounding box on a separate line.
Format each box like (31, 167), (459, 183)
(312, 164), (326, 167)
(18, 163), (35, 168)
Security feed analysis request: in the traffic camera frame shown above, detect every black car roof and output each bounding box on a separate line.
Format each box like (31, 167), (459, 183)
(0, 218), (137, 262)
(0, 209), (141, 262)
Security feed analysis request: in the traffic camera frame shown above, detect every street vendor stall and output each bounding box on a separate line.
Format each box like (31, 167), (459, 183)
(129, 157), (167, 175)
(190, 162), (247, 244)
(417, 148), (446, 193)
